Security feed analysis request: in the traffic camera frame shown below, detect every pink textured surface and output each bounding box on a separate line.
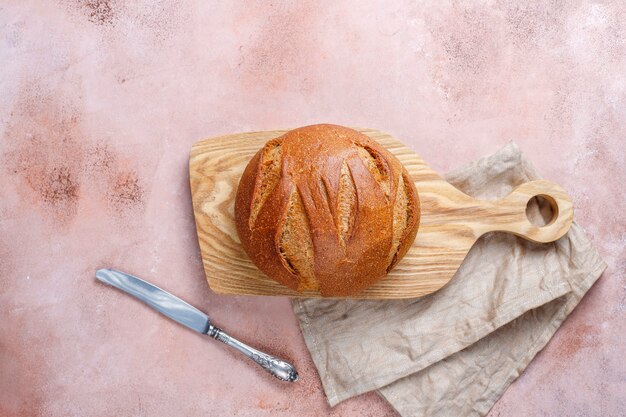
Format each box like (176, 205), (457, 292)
(1, 1), (624, 416)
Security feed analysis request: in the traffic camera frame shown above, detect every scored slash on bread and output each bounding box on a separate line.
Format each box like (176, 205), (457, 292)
(235, 124), (420, 297)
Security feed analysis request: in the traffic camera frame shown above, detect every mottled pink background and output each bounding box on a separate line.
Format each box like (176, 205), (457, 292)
(1, 1), (624, 416)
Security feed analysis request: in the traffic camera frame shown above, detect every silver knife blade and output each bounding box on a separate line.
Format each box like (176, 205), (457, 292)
(95, 268), (210, 334)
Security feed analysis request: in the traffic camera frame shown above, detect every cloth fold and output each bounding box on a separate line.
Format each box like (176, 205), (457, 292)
(293, 142), (606, 417)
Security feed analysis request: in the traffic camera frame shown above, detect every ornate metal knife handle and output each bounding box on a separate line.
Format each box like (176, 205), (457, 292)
(207, 324), (298, 382)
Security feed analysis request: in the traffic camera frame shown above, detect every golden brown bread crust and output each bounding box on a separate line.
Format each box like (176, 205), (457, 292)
(235, 124), (420, 296)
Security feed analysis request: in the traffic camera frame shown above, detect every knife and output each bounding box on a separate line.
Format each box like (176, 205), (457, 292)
(95, 269), (298, 382)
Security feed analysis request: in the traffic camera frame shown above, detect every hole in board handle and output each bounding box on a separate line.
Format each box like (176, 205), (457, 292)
(526, 194), (558, 227)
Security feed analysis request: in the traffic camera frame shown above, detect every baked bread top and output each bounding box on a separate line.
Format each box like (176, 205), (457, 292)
(235, 124), (420, 296)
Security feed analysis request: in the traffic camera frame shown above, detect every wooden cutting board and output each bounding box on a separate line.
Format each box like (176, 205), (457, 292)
(189, 128), (573, 299)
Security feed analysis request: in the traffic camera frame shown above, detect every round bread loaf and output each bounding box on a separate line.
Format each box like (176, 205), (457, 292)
(235, 124), (420, 296)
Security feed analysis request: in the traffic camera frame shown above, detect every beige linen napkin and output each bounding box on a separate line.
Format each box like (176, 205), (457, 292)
(293, 142), (606, 417)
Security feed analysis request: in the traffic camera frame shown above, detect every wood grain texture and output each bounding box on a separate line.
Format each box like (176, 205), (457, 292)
(189, 129), (573, 299)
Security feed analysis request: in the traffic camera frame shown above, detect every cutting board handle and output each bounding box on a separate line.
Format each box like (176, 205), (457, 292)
(482, 180), (574, 243)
